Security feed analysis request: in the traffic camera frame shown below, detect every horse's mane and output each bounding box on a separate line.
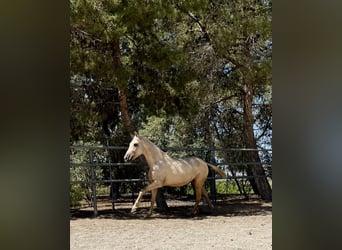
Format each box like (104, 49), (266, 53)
(139, 135), (167, 156)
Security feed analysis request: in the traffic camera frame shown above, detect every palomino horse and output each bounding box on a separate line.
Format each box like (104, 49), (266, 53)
(124, 132), (226, 216)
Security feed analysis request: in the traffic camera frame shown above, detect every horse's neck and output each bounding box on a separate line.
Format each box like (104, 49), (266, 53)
(142, 139), (168, 167)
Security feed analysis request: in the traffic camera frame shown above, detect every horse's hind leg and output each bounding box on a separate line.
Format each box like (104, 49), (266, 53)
(201, 186), (214, 210)
(191, 182), (203, 215)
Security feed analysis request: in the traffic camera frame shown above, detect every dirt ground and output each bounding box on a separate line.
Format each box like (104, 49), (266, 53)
(70, 196), (272, 250)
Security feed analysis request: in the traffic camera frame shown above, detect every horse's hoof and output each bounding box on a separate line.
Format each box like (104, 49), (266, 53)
(131, 208), (137, 214)
(191, 210), (198, 217)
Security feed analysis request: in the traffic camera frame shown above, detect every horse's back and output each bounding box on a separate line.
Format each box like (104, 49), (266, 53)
(172, 156), (206, 170)
(181, 156), (207, 167)
(159, 156), (208, 187)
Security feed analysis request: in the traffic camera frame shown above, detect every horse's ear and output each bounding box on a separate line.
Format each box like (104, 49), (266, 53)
(130, 131), (139, 138)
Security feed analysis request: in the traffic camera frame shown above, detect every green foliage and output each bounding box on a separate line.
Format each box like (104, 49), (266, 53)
(70, 184), (84, 208)
(168, 180), (255, 197)
(215, 180), (253, 195)
(70, 142), (105, 207)
(70, 0), (272, 189)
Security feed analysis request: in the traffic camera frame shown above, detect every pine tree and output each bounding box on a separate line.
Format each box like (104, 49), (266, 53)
(70, 0), (272, 200)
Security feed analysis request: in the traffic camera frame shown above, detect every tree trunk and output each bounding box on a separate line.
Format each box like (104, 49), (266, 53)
(242, 83), (272, 201)
(246, 168), (259, 195)
(112, 39), (136, 134)
(118, 87), (136, 134)
(109, 39), (136, 204)
(113, 39), (168, 209)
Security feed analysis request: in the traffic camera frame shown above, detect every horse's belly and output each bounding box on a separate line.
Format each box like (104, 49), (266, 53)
(164, 175), (194, 187)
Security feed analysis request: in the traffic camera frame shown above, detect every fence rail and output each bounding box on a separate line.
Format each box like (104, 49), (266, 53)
(70, 145), (272, 151)
(70, 145), (272, 217)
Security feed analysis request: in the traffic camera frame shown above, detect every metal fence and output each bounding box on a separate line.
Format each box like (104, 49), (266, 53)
(70, 144), (272, 216)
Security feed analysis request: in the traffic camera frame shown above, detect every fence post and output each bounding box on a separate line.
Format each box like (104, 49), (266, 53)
(106, 138), (115, 211)
(89, 149), (98, 217)
(209, 145), (217, 203)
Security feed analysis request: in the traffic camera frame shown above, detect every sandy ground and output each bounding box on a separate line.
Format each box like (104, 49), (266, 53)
(70, 197), (272, 250)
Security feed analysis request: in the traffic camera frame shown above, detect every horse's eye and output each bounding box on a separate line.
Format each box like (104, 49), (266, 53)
(134, 143), (138, 147)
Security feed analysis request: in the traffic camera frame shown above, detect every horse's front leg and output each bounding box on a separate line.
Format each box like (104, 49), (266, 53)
(148, 188), (158, 216)
(131, 190), (144, 214)
(131, 180), (162, 214)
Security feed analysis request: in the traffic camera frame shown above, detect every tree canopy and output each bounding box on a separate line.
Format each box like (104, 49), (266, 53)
(70, 0), (272, 199)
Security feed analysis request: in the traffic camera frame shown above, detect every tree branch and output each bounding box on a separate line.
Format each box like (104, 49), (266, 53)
(203, 93), (239, 111)
(175, 3), (245, 69)
(256, 117), (272, 141)
(175, 3), (210, 42)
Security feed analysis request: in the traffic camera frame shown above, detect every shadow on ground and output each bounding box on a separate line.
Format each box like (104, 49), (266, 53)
(70, 196), (272, 220)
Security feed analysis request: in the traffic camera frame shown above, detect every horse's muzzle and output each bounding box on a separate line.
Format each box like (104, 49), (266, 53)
(124, 154), (132, 162)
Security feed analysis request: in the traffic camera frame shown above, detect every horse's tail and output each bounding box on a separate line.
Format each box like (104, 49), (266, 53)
(207, 163), (227, 178)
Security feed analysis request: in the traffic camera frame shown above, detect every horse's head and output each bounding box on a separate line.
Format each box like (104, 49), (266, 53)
(124, 132), (144, 162)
